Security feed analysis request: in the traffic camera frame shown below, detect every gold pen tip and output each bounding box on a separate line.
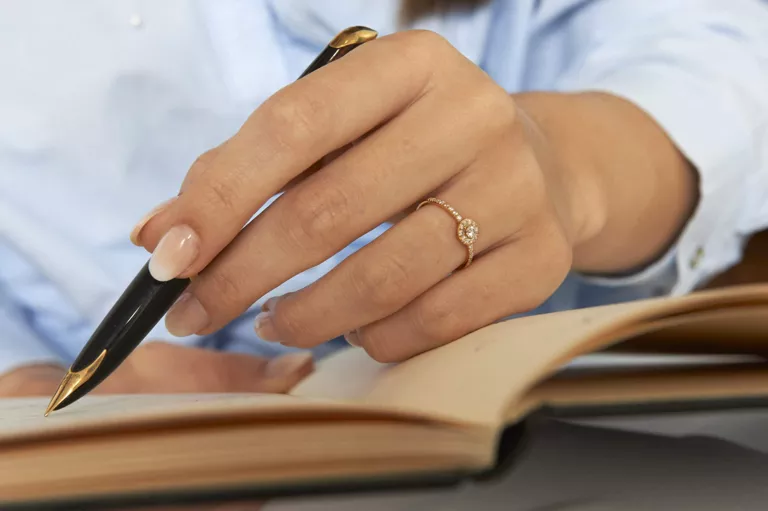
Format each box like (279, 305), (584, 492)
(43, 349), (108, 417)
(44, 375), (72, 417)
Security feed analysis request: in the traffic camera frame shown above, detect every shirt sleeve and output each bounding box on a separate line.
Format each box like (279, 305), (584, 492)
(0, 241), (68, 376)
(547, 0), (768, 295)
(0, 284), (65, 376)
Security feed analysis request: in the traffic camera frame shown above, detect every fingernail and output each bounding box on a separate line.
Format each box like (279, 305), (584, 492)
(265, 352), (313, 379)
(254, 311), (281, 341)
(344, 330), (361, 347)
(148, 225), (200, 281)
(165, 292), (210, 337)
(261, 296), (281, 313)
(129, 197), (178, 246)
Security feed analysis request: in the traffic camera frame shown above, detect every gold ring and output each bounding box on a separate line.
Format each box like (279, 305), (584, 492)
(417, 197), (479, 269)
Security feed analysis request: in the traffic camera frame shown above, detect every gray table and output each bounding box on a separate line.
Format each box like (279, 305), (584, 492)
(268, 410), (768, 511)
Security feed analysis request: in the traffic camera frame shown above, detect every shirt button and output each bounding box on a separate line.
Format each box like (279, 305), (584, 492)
(129, 14), (143, 28)
(689, 247), (705, 270)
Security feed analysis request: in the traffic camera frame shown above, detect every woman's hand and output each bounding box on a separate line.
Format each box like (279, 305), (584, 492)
(0, 343), (313, 397)
(132, 30), (694, 362)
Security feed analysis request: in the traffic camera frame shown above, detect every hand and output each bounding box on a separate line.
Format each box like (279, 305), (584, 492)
(0, 342), (313, 397)
(0, 344), (306, 511)
(0, 364), (66, 397)
(133, 31), (694, 362)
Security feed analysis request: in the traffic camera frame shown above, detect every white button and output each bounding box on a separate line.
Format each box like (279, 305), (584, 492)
(129, 14), (143, 28)
(689, 246), (705, 269)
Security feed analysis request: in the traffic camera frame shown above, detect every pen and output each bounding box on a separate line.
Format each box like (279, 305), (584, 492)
(45, 25), (378, 416)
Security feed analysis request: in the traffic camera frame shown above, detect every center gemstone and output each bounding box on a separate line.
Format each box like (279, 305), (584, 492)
(458, 219), (479, 245)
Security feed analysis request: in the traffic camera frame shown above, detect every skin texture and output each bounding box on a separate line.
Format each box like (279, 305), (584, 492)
(0, 342), (313, 397)
(132, 30), (694, 362)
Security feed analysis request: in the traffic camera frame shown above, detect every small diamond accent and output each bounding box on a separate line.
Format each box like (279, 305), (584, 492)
(457, 218), (479, 246)
(417, 197), (479, 269)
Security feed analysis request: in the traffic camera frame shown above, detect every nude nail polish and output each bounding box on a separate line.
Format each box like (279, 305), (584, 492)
(254, 311), (280, 342)
(129, 197), (178, 246)
(165, 292), (210, 337)
(344, 330), (361, 347)
(148, 225), (200, 281)
(261, 296), (281, 313)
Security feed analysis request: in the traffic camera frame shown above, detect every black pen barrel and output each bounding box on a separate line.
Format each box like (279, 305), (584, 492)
(49, 26), (378, 414)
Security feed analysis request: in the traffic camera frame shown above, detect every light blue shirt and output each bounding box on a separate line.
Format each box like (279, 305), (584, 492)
(2, 0), (768, 375)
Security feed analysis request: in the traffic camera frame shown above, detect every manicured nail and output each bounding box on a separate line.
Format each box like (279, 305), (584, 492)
(165, 292), (210, 337)
(148, 225), (200, 281)
(254, 311), (280, 341)
(129, 197), (178, 246)
(344, 330), (361, 347)
(261, 296), (281, 313)
(265, 352), (313, 379)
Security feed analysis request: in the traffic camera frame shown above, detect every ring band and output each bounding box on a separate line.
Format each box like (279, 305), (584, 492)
(417, 197), (479, 269)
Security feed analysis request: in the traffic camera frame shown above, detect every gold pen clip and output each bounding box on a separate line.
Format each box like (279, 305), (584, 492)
(329, 26), (378, 49)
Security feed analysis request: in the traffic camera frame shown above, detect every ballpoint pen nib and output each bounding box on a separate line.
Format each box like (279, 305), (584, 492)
(43, 349), (108, 417)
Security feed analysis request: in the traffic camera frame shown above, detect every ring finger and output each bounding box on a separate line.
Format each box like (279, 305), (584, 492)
(250, 142), (542, 348)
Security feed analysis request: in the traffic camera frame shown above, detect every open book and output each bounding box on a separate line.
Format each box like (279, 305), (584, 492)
(3, 284), (768, 509)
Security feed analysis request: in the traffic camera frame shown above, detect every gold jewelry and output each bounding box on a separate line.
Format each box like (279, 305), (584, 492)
(417, 197), (479, 269)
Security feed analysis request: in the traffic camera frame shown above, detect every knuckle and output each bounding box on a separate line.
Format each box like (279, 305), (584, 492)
(400, 29), (451, 58)
(411, 295), (464, 344)
(387, 30), (452, 84)
(509, 164), (548, 226)
(525, 171), (548, 208)
(466, 86), (517, 137)
(493, 91), (519, 122)
(349, 255), (411, 310)
(205, 173), (242, 214)
(203, 269), (247, 309)
(285, 185), (353, 250)
(191, 147), (220, 172)
(260, 90), (332, 152)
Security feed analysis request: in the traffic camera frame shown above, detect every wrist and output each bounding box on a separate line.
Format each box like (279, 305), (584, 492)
(514, 91), (697, 274)
(514, 94), (609, 249)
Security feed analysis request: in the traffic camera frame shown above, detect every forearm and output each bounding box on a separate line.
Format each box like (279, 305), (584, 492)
(515, 91), (698, 274)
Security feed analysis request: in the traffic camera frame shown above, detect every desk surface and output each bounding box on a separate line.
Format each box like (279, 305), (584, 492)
(268, 411), (768, 511)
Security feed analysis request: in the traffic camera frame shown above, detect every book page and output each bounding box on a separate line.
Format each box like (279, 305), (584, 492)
(4, 285), (768, 444)
(293, 285), (768, 426)
(0, 393), (419, 445)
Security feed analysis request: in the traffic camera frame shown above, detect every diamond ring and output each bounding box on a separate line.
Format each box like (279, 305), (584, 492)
(417, 197), (479, 269)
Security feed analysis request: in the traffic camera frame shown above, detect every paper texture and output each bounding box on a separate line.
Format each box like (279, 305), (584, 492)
(295, 285), (768, 425)
(4, 284), (768, 442)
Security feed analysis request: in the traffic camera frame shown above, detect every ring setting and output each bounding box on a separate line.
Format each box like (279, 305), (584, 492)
(417, 197), (479, 269)
(457, 218), (479, 246)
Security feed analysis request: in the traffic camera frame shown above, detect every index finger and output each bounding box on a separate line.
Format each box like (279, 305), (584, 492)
(136, 31), (439, 281)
